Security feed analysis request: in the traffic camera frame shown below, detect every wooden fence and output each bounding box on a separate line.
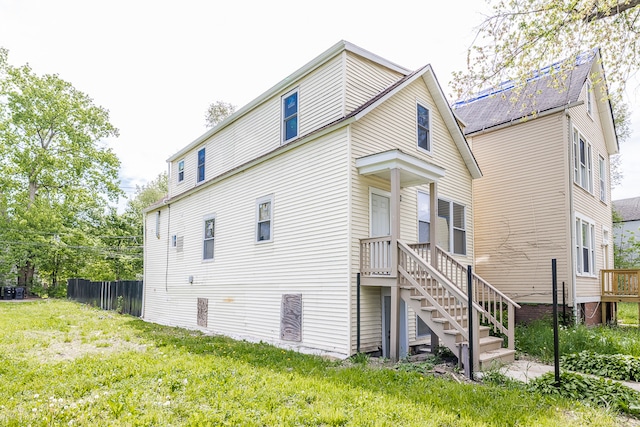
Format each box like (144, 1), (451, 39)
(67, 279), (143, 317)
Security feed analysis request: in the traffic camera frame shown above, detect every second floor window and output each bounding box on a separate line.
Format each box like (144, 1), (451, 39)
(417, 103), (431, 152)
(178, 160), (184, 183)
(573, 129), (592, 193)
(282, 89), (298, 143)
(203, 217), (215, 260)
(256, 195), (273, 242)
(599, 155), (606, 203)
(197, 148), (205, 183)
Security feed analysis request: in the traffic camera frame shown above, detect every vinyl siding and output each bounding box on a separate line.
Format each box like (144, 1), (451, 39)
(471, 112), (570, 304)
(348, 78), (475, 353)
(145, 130), (351, 356)
(345, 52), (404, 114)
(167, 54), (345, 198)
(571, 78), (614, 301)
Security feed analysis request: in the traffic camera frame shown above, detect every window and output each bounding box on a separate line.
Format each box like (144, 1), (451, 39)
(416, 315), (430, 338)
(417, 103), (431, 152)
(155, 211), (161, 239)
(282, 89), (298, 143)
(573, 129), (592, 193)
(177, 160), (184, 183)
(599, 155), (606, 202)
(575, 215), (595, 275)
(256, 195), (273, 242)
(197, 148), (205, 183)
(417, 191), (430, 242)
(436, 198), (466, 255)
(586, 79), (593, 116)
(203, 217), (215, 260)
(171, 234), (177, 248)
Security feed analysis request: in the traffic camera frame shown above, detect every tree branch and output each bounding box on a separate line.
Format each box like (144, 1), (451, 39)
(585, 0), (640, 22)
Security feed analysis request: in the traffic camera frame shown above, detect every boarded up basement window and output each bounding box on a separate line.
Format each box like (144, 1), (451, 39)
(197, 298), (208, 327)
(280, 294), (302, 342)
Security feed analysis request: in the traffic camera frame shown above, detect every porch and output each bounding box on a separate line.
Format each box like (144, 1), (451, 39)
(601, 269), (640, 324)
(359, 236), (520, 371)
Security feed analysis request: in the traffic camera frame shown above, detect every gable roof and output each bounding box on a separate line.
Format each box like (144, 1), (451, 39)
(452, 50), (619, 155)
(167, 40), (481, 179)
(614, 197), (640, 222)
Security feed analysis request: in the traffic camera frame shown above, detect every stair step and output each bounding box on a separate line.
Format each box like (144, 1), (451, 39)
(478, 348), (516, 370)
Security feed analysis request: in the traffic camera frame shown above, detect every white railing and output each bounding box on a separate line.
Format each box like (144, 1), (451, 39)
(360, 236), (392, 276)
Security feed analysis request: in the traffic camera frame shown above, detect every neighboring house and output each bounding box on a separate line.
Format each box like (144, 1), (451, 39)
(453, 50), (619, 325)
(613, 197), (640, 267)
(143, 41), (518, 368)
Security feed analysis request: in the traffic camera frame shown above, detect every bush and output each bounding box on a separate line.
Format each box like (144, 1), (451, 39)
(562, 351), (640, 381)
(529, 371), (640, 417)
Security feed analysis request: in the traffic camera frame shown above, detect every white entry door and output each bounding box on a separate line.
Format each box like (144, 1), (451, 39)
(371, 192), (390, 237)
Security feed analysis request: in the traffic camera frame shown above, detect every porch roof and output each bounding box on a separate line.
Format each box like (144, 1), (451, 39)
(355, 149), (445, 187)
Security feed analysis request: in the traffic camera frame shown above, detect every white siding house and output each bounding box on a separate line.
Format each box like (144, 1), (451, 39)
(144, 41), (518, 367)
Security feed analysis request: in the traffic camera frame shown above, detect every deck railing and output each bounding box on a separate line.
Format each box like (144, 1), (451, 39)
(602, 269), (640, 299)
(360, 236), (393, 276)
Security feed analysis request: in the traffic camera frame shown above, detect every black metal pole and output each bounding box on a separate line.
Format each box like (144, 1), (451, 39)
(467, 265), (474, 380)
(552, 259), (560, 386)
(562, 281), (566, 326)
(357, 273), (361, 354)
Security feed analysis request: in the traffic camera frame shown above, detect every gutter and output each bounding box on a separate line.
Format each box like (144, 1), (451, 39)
(566, 110), (578, 323)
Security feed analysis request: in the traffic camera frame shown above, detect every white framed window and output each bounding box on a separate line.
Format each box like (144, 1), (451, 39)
(603, 226), (610, 247)
(575, 214), (595, 276)
(197, 148), (205, 183)
(171, 234), (177, 248)
(436, 198), (466, 255)
(203, 216), (215, 260)
(417, 102), (431, 152)
(417, 191), (430, 242)
(256, 195), (273, 243)
(282, 89), (298, 143)
(177, 160), (184, 183)
(599, 155), (606, 203)
(586, 79), (593, 117)
(573, 128), (592, 193)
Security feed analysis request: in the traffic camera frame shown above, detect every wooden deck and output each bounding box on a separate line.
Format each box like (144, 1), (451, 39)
(601, 269), (640, 324)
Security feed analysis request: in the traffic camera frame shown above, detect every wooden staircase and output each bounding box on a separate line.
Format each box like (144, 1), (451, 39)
(397, 241), (519, 371)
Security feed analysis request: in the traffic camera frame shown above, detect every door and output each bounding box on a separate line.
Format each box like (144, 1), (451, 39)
(382, 294), (408, 359)
(370, 190), (391, 273)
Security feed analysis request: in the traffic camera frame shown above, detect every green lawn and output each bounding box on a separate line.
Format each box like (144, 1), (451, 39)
(0, 300), (626, 426)
(619, 302), (640, 326)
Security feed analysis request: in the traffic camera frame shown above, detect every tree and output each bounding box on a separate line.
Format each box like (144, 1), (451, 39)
(452, 0), (640, 103)
(0, 49), (121, 292)
(204, 100), (236, 127)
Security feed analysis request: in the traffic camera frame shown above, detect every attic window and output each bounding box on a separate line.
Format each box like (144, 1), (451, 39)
(586, 79), (593, 116)
(177, 160), (184, 183)
(417, 103), (431, 152)
(282, 89), (298, 143)
(197, 148), (205, 183)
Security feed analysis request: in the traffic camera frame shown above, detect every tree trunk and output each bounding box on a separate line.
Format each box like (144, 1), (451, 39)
(17, 259), (35, 291)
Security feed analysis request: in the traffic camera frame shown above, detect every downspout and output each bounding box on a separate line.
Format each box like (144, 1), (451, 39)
(164, 201), (171, 292)
(141, 212), (147, 319)
(566, 110), (578, 323)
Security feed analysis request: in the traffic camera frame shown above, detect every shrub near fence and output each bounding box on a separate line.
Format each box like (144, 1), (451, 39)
(67, 279), (143, 317)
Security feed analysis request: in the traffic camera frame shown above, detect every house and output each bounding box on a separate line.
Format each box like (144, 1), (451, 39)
(613, 196), (640, 267)
(143, 41), (518, 369)
(453, 50), (619, 325)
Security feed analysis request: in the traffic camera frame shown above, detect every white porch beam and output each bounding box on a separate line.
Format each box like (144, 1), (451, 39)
(390, 168), (401, 362)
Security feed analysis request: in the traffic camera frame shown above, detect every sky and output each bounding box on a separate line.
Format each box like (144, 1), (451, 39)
(0, 0), (638, 204)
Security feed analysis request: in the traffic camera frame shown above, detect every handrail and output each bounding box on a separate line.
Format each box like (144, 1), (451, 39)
(601, 269), (640, 297)
(360, 236), (393, 276)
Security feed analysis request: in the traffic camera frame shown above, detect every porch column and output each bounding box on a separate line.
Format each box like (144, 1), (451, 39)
(390, 168), (401, 361)
(429, 181), (437, 267)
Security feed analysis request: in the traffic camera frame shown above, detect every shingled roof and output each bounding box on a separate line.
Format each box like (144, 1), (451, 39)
(452, 52), (595, 135)
(614, 197), (640, 222)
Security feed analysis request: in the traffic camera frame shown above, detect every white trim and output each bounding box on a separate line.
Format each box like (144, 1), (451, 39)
(255, 194), (274, 244)
(574, 212), (596, 277)
(281, 87), (299, 144)
(202, 214), (216, 262)
(598, 154), (607, 203)
(586, 79), (593, 119)
(177, 159), (185, 184)
(575, 295), (601, 304)
(356, 149), (445, 187)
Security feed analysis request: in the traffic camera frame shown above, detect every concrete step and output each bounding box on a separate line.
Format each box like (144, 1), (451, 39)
(478, 348), (516, 370)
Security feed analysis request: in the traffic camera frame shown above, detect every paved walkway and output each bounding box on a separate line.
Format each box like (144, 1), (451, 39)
(500, 359), (640, 392)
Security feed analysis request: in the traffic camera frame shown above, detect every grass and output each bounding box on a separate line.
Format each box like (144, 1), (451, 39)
(0, 300), (627, 426)
(516, 319), (640, 361)
(619, 302), (640, 326)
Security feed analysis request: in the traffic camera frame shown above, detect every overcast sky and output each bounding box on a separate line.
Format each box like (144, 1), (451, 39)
(1, 0), (638, 203)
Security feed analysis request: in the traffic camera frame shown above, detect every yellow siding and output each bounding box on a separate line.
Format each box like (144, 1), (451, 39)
(345, 52), (404, 114)
(349, 78), (475, 353)
(471, 113), (570, 304)
(571, 78), (614, 301)
(145, 130), (352, 356)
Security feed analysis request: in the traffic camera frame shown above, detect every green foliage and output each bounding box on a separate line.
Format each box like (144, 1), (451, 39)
(0, 49), (121, 290)
(562, 351), (640, 381)
(529, 371), (640, 417)
(516, 320), (640, 362)
(0, 300), (623, 426)
(613, 206), (640, 268)
(348, 352), (370, 365)
(618, 302), (639, 325)
(204, 100), (236, 127)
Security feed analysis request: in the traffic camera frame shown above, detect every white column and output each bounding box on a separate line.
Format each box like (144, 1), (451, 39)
(429, 181), (437, 267)
(390, 168), (401, 361)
